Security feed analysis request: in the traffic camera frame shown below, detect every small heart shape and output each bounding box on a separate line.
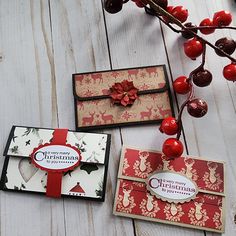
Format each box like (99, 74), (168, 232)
(18, 157), (38, 183)
(154, 109), (157, 112)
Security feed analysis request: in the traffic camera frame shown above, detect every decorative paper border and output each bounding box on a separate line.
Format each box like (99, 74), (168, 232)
(73, 65), (175, 131)
(0, 126), (111, 202)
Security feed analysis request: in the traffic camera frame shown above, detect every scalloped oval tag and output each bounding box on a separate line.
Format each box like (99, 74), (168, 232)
(32, 144), (81, 172)
(146, 171), (198, 203)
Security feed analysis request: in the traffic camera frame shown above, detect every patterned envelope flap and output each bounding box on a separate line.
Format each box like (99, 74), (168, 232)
(4, 126), (109, 165)
(118, 147), (225, 197)
(73, 65), (168, 100)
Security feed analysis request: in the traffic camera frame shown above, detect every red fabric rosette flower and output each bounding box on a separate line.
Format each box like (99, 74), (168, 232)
(109, 80), (138, 106)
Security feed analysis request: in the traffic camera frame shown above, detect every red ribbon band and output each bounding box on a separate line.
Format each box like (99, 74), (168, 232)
(46, 128), (68, 198)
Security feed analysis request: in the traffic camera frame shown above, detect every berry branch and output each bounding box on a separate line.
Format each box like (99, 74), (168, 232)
(104, 0), (236, 159)
(143, 0), (236, 62)
(185, 25), (236, 31)
(176, 44), (206, 140)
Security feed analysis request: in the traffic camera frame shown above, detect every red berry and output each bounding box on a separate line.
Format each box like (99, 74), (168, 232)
(163, 5), (174, 23)
(187, 99), (208, 118)
(162, 138), (183, 159)
(213, 10), (232, 26)
(155, 0), (168, 10)
(104, 0), (123, 14)
(215, 37), (236, 57)
(173, 76), (191, 94)
(223, 63), (236, 81)
(192, 69), (212, 87)
(184, 38), (204, 59)
(171, 6), (188, 23)
(166, 5), (174, 12)
(199, 18), (215, 35)
(159, 117), (179, 135)
(134, 0), (145, 8)
(181, 22), (198, 39)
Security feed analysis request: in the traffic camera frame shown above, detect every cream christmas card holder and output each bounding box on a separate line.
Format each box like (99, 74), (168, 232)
(73, 65), (174, 130)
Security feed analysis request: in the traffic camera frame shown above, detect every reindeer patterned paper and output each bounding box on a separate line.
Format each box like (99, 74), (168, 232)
(0, 126), (111, 201)
(73, 65), (174, 130)
(113, 147), (225, 233)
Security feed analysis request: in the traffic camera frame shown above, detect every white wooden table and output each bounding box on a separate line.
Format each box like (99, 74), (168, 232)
(0, 0), (236, 235)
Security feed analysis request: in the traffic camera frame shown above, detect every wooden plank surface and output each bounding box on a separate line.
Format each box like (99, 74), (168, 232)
(0, 0), (235, 235)
(0, 0), (65, 236)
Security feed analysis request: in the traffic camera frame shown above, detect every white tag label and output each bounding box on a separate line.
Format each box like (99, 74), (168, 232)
(146, 171), (198, 203)
(32, 145), (80, 171)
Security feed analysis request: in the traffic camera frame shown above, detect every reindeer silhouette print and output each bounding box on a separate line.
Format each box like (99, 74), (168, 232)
(139, 151), (149, 172)
(99, 111), (114, 124)
(164, 203), (184, 222)
(140, 106), (153, 120)
(203, 162), (223, 190)
(184, 158), (195, 179)
(188, 201), (209, 226)
(82, 112), (95, 126)
(195, 202), (204, 221)
(158, 105), (171, 118)
(182, 158), (198, 181)
(139, 193), (160, 217)
(122, 186), (133, 208)
(133, 151), (152, 178)
(146, 194), (154, 212)
(162, 158), (171, 171)
(116, 182), (136, 213)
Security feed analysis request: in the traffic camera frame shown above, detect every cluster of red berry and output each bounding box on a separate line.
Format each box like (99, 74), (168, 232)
(182, 11), (236, 82)
(147, 1), (235, 159)
(104, 0), (236, 160)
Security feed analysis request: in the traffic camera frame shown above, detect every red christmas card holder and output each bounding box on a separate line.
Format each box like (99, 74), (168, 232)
(113, 147), (225, 233)
(73, 65), (174, 130)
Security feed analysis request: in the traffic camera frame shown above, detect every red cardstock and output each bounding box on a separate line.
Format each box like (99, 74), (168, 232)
(113, 147), (225, 233)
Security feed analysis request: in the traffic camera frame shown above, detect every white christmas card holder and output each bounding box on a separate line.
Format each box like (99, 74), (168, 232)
(0, 126), (111, 201)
